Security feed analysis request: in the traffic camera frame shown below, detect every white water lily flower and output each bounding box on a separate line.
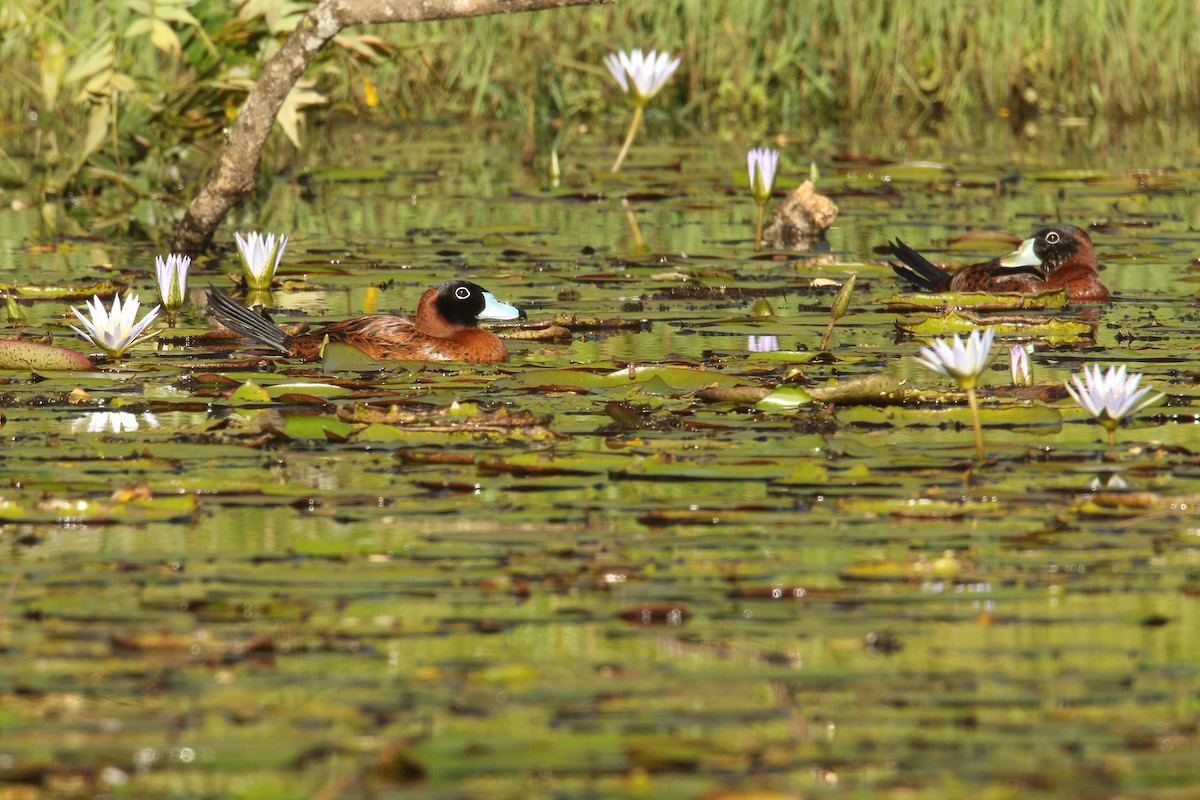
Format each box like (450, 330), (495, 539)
(914, 327), (996, 389)
(234, 231), (288, 290)
(914, 326), (996, 461)
(747, 148), (779, 205)
(155, 253), (190, 312)
(1066, 364), (1163, 438)
(604, 48), (681, 103)
(70, 292), (160, 358)
(1009, 343), (1032, 387)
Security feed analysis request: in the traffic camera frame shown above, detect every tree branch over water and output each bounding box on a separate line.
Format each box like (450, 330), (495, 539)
(172, 0), (612, 253)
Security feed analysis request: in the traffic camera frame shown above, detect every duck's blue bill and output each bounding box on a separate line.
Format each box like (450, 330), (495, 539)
(998, 237), (1041, 268)
(479, 292), (525, 320)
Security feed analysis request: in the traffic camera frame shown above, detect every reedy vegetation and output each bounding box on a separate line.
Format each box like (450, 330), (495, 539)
(0, 0), (1193, 237)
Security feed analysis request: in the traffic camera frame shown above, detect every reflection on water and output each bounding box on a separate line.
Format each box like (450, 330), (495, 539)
(70, 411), (159, 433)
(747, 334), (780, 352)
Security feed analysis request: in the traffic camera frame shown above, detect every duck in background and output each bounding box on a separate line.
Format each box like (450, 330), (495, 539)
(889, 224), (1110, 302)
(206, 280), (524, 363)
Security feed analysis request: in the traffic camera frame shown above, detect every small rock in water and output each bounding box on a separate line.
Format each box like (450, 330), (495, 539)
(763, 179), (838, 251)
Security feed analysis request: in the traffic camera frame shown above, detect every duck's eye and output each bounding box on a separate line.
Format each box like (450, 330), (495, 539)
(454, 286), (471, 300)
(1044, 231), (1061, 245)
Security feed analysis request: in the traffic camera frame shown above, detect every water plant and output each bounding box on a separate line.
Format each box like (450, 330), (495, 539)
(1065, 364), (1163, 446)
(604, 48), (681, 173)
(819, 272), (856, 350)
(155, 254), (191, 326)
(1009, 344), (1032, 386)
(70, 293), (160, 359)
(747, 147), (779, 250)
(234, 232), (288, 292)
(914, 327), (996, 461)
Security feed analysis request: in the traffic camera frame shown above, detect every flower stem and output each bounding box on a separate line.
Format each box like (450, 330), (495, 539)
(754, 203), (766, 250)
(611, 103), (644, 174)
(1107, 427), (1116, 447)
(819, 316), (835, 351)
(966, 386), (985, 462)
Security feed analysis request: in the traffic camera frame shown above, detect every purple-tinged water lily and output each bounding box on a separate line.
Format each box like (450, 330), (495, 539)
(1065, 364), (1163, 445)
(747, 147), (779, 250)
(604, 48), (681, 173)
(234, 231), (288, 291)
(914, 327), (996, 461)
(70, 292), (160, 358)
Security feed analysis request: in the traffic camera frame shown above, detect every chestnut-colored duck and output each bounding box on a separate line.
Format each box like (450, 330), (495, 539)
(889, 224), (1110, 302)
(206, 280), (524, 362)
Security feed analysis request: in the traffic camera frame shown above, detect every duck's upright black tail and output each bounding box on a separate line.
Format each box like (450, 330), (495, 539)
(206, 288), (291, 354)
(888, 239), (952, 292)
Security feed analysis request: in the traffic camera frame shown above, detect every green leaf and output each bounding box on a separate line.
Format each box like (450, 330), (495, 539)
(885, 289), (1068, 309)
(280, 414), (357, 439)
(320, 341), (419, 372)
(898, 312), (1095, 343)
(150, 19), (182, 53)
(0, 339), (95, 371)
(81, 102), (110, 161)
(262, 382), (353, 399)
(228, 380), (272, 404)
(755, 386), (815, 410)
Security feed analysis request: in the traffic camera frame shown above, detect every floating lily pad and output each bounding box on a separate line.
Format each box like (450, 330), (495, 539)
(897, 312), (1096, 342)
(0, 339), (95, 370)
(840, 551), (976, 582)
(500, 365), (749, 392)
(0, 280), (121, 301)
(885, 289), (1068, 311)
(280, 413), (357, 439)
(262, 381), (354, 399)
(228, 380), (272, 404)
(838, 403), (1063, 432)
(321, 341), (422, 372)
(0, 494), (195, 524)
(755, 386), (815, 409)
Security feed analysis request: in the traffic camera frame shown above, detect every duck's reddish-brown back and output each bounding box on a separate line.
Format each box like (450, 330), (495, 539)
(286, 313), (510, 362)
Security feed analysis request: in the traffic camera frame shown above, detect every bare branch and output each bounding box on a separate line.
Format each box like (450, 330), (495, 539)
(173, 0), (612, 253)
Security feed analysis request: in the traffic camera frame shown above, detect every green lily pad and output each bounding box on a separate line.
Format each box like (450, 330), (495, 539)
(321, 341), (420, 372)
(0, 494), (195, 524)
(0, 280), (120, 301)
(280, 413), (357, 439)
(840, 551), (976, 582)
(897, 312), (1096, 343)
(885, 289), (1069, 310)
(228, 379), (272, 404)
(501, 365), (749, 392)
(1027, 168), (1109, 182)
(838, 403), (1063, 432)
(262, 382), (354, 399)
(0, 339), (95, 371)
(755, 386), (815, 410)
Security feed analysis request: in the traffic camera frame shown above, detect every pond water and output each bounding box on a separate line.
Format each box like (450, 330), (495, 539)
(2, 116), (1200, 798)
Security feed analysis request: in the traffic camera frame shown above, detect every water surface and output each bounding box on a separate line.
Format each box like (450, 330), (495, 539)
(2, 116), (1199, 798)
